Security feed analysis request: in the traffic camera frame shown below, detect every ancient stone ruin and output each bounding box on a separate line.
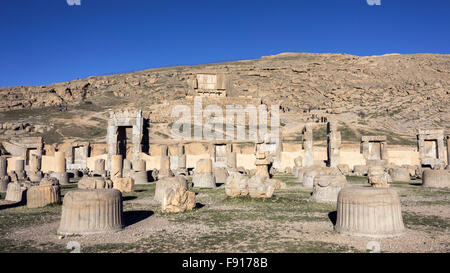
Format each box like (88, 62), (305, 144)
(326, 121), (341, 168)
(26, 177), (61, 208)
(302, 123), (314, 168)
(311, 168), (347, 203)
(388, 167), (410, 182)
(2, 136), (43, 171)
(225, 173), (249, 197)
(155, 176), (188, 202)
(361, 135), (388, 167)
(422, 169), (450, 188)
(417, 129), (446, 169)
(78, 176), (114, 190)
(28, 154), (43, 182)
(367, 166), (390, 188)
(192, 159), (216, 188)
(58, 189), (123, 235)
(161, 182), (196, 213)
(107, 109), (143, 171)
(113, 177), (134, 193)
(192, 73), (228, 97)
(335, 187), (405, 238)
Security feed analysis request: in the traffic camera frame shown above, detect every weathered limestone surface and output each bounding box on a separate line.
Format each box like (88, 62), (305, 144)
(78, 176), (113, 190)
(155, 176), (188, 202)
(447, 136), (450, 170)
(353, 165), (369, 176)
(161, 184), (196, 213)
(0, 175), (10, 192)
(8, 171), (18, 182)
(402, 164), (419, 178)
(422, 170), (450, 188)
(254, 150), (270, 178)
(227, 151), (237, 170)
(135, 159), (146, 172)
(417, 129), (445, 169)
(213, 167), (229, 184)
(337, 164), (350, 175)
(5, 182), (25, 202)
(225, 173), (249, 197)
(106, 110), (143, 171)
(113, 177), (134, 193)
(311, 172), (347, 203)
(94, 159), (106, 176)
(110, 155), (123, 182)
(335, 187), (405, 238)
(0, 156), (7, 177)
(27, 179), (61, 208)
(368, 166), (390, 188)
(193, 159), (216, 188)
(159, 156), (173, 179)
(28, 154), (43, 182)
(293, 156), (303, 177)
(50, 171), (69, 185)
(389, 167), (410, 182)
(302, 166), (322, 188)
(327, 121), (341, 168)
(122, 159), (132, 177)
(361, 135), (388, 167)
(54, 151), (66, 172)
(133, 170), (148, 184)
(248, 175), (276, 198)
(15, 159), (26, 180)
(303, 123), (314, 167)
(58, 189), (123, 235)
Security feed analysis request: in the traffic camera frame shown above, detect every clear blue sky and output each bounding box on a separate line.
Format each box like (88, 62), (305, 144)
(0, 0), (449, 87)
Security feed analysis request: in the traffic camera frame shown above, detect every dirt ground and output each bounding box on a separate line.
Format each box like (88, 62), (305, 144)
(0, 174), (449, 253)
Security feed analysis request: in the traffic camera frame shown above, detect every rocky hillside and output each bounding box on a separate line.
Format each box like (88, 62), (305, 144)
(0, 53), (449, 142)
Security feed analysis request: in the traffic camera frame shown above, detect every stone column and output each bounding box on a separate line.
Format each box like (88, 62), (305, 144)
(303, 123), (314, 167)
(123, 158), (132, 178)
(107, 124), (118, 172)
(159, 155), (172, 179)
(227, 151), (237, 169)
(52, 151), (69, 185)
(135, 159), (146, 172)
(255, 151), (270, 178)
(15, 159), (26, 180)
(54, 152), (66, 173)
(192, 159), (216, 188)
(446, 136), (450, 169)
(327, 121), (341, 168)
(133, 159), (148, 184)
(66, 145), (74, 164)
(110, 155), (123, 182)
(0, 156), (7, 177)
(131, 116), (144, 167)
(15, 159), (25, 172)
(30, 154), (41, 172)
(94, 159), (106, 176)
(28, 154), (43, 182)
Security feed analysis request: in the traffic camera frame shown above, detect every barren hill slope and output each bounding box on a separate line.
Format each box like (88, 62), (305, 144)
(0, 53), (449, 144)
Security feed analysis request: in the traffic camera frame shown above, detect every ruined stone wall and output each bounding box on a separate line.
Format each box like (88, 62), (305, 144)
(35, 142), (430, 172)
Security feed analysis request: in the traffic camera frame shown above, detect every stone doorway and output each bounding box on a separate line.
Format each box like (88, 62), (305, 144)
(117, 126), (133, 160)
